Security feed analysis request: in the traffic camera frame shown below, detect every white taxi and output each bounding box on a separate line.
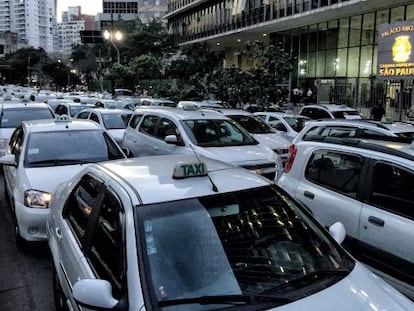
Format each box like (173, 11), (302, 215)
(46, 155), (413, 311)
(0, 116), (127, 244)
(122, 106), (283, 181)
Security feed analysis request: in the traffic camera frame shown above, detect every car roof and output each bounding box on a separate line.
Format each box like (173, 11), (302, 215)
(380, 121), (414, 134)
(78, 108), (133, 114)
(0, 102), (51, 109)
(213, 108), (253, 116)
(255, 112), (309, 118)
(21, 118), (103, 132)
(95, 155), (271, 204)
(303, 104), (358, 112)
(300, 136), (414, 160)
(134, 107), (230, 120)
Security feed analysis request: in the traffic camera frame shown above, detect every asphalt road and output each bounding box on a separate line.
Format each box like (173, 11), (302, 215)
(0, 171), (54, 311)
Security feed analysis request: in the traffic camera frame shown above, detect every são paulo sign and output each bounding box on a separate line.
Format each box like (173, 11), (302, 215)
(377, 21), (414, 80)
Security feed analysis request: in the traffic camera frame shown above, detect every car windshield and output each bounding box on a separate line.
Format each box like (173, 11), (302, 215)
(0, 107), (54, 128)
(102, 113), (131, 129)
(229, 115), (275, 134)
(182, 119), (257, 147)
(283, 116), (308, 132)
(24, 130), (124, 167)
(137, 186), (353, 310)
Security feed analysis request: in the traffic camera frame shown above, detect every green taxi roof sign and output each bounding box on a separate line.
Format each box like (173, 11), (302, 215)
(173, 161), (208, 179)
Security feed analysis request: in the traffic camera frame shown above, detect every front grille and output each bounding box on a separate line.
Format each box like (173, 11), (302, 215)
(241, 163), (276, 171)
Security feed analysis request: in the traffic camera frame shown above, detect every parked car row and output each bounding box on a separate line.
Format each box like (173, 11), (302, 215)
(1, 94), (414, 309)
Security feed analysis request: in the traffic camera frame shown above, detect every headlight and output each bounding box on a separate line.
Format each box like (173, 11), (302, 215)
(24, 189), (52, 208)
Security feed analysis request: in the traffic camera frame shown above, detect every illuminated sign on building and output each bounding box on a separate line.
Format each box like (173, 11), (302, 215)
(377, 21), (414, 80)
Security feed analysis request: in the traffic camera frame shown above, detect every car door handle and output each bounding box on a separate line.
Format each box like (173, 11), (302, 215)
(368, 216), (385, 227)
(304, 191), (315, 199)
(55, 227), (63, 240)
(153, 146), (159, 151)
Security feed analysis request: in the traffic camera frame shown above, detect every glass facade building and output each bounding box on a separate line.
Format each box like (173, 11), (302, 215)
(165, 0), (414, 116)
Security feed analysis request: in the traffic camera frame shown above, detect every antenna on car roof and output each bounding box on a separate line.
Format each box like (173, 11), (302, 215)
(189, 143), (218, 192)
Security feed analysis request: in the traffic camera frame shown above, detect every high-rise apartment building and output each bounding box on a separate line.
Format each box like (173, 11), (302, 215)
(55, 6), (97, 59)
(0, 0), (54, 52)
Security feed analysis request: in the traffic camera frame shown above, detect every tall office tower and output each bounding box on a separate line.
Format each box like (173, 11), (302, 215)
(96, 0), (168, 29)
(0, 0), (54, 52)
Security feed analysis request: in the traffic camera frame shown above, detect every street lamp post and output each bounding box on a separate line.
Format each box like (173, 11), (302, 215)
(103, 30), (123, 64)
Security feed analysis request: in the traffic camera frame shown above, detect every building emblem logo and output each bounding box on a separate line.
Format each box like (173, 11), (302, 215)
(392, 35), (411, 62)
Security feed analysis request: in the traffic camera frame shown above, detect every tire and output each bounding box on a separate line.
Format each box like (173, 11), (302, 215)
(12, 210), (28, 249)
(53, 264), (69, 311)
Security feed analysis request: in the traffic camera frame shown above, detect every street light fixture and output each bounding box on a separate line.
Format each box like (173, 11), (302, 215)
(103, 30), (123, 64)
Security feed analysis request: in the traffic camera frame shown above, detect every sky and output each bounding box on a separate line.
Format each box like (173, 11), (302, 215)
(57, 0), (102, 21)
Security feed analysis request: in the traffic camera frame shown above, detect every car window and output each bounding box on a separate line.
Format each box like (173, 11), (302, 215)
(156, 118), (179, 140)
(87, 188), (125, 298)
(182, 119), (257, 147)
(320, 126), (357, 138)
(318, 109), (331, 119)
(284, 116), (307, 132)
(64, 174), (104, 245)
(139, 115), (160, 136)
(76, 111), (90, 119)
(90, 113), (100, 123)
(229, 115), (274, 134)
(305, 150), (362, 198)
(8, 126), (24, 163)
(128, 114), (143, 129)
(55, 105), (68, 116)
(368, 162), (414, 219)
(0, 107), (54, 128)
(102, 114), (128, 129)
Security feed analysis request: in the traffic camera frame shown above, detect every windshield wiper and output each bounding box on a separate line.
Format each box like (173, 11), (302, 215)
(28, 159), (95, 165)
(158, 294), (292, 307)
(263, 268), (351, 294)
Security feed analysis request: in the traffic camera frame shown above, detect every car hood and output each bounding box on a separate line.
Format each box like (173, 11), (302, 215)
(25, 165), (91, 194)
(194, 144), (276, 165)
(106, 129), (125, 142)
(275, 263), (413, 310)
(252, 133), (290, 150)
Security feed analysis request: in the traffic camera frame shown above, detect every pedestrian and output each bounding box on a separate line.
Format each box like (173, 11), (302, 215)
(371, 102), (386, 121)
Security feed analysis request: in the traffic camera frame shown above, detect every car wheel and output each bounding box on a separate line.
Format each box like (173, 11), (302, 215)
(53, 264), (69, 311)
(12, 211), (27, 248)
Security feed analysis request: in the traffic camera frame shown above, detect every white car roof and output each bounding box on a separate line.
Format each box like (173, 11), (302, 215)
(304, 104), (358, 112)
(76, 108), (133, 115)
(95, 155), (271, 204)
(0, 102), (51, 109)
(215, 108), (253, 116)
(134, 107), (229, 120)
(22, 118), (103, 132)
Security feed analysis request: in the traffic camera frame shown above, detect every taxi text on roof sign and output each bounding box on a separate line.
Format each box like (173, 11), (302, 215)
(377, 21), (414, 80)
(173, 161), (208, 179)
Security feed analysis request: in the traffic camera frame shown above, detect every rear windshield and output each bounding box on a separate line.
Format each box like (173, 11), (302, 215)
(0, 107), (54, 128)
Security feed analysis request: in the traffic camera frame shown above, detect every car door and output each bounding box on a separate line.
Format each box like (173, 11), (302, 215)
(77, 185), (128, 305)
(3, 126), (25, 207)
(359, 159), (414, 285)
(294, 148), (364, 240)
(56, 174), (105, 309)
(153, 117), (185, 155)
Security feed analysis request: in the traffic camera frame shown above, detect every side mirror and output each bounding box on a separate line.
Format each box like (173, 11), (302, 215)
(0, 154), (17, 167)
(165, 134), (180, 145)
(329, 222), (346, 244)
(73, 279), (119, 310)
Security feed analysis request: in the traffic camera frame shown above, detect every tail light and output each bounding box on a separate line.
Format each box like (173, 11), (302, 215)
(284, 144), (297, 173)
